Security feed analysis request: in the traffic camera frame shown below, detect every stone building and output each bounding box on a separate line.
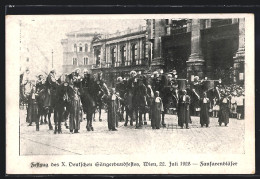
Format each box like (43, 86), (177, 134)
(92, 26), (149, 87)
(147, 18), (245, 84)
(63, 19), (245, 86)
(61, 28), (103, 74)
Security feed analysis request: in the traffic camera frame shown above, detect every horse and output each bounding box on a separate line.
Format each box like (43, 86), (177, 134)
(80, 74), (99, 131)
(53, 75), (72, 134)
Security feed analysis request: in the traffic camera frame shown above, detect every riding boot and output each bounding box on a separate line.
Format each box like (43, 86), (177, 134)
(36, 124), (39, 131)
(54, 125), (58, 134)
(58, 124), (62, 134)
(144, 113), (147, 125)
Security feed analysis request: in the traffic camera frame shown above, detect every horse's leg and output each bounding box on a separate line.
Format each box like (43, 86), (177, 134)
(139, 108), (143, 126)
(58, 109), (62, 134)
(44, 108), (48, 124)
(48, 108), (53, 130)
(90, 109), (94, 131)
(54, 109), (58, 134)
(99, 104), (102, 122)
(144, 111), (147, 125)
(93, 107), (96, 122)
(86, 110), (90, 131)
(124, 107), (129, 126)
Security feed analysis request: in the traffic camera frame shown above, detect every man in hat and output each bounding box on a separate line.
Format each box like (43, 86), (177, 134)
(200, 92), (211, 127)
(178, 90), (192, 129)
(36, 74), (46, 124)
(151, 71), (162, 93)
(116, 76), (126, 122)
(73, 68), (82, 88)
(43, 69), (59, 129)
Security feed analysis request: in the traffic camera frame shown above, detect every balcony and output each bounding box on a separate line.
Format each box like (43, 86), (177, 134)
(171, 26), (187, 35)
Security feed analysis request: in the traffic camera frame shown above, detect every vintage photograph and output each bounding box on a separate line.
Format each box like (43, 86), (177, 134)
(6, 14), (254, 174)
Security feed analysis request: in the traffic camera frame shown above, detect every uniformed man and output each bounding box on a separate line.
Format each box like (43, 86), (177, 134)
(115, 76), (126, 122)
(73, 68), (82, 89)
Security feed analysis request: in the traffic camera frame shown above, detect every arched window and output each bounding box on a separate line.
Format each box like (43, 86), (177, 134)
(121, 45), (126, 66)
(74, 44), (77, 52)
(79, 43), (83, 52)
(131, 44), (137, 65)
(83, 57), (89, 65)
(85, 44), (88, 52)
(72, 57), (78, 65)
(111, 47), (116, 67)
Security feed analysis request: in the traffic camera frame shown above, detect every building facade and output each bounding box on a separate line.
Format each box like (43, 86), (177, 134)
(61, 28), (102, 74)
(147, 18), (245, 84)
(62, 19), (245, 86)
(92, 25), (150, 87)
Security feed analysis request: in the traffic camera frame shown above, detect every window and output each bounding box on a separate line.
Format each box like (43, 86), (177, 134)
(131, 44), (138, 65)
(83, 57), (89, 65)
(165, 19), (169, 25)
(111, 47), (116, 67)
(85, 44), (88, 52)
(72, 57), (78, 65)
(95, 49), (101, 67)
(79, 43), (82, 52)
(74, 44), (77, 52)
(121, 46), (126, 66)
(145, 43), (149, 58)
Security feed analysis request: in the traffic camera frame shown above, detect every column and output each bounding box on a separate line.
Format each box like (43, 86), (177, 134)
(187, 19), (205, 79)
(233, 18), (245, 83)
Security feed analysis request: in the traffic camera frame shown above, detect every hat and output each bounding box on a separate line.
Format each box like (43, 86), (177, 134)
(117, 76), (123, 82)
(83, 68), (89, 73)
(130, 70), (137, 77)
(167, 74), (173, 78)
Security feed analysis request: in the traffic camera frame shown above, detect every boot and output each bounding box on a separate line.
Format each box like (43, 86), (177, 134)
(58, 126), (62, 134)
(74, 129), (79, 133)
(36, 125), (39, 131)
(91, 127), (94, 131)
(54, 126), (58, 134)
(49, 124), (53, 130)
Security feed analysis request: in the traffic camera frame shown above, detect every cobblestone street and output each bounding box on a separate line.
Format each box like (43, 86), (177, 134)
(19, 109), (245, 155)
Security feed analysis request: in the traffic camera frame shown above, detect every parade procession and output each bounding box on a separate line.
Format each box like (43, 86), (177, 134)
(20, 67), (245, 134)
(19, 18), (245, 135)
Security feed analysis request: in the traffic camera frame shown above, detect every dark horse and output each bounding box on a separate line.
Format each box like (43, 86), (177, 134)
(80, 74), (99, 131)
(53, 75), (72, 134)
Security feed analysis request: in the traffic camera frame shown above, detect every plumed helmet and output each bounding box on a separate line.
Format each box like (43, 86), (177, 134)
(83, 68), (89, 74)
(117, 76), (123, 82)
(130, 70), (137, 77)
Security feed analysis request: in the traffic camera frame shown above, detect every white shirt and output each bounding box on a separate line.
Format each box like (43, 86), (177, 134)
(236, 96), (244, 106)
(203, 98), (208, 103)
(222, 98), (227, 103)
(155, 97), (161, 103)
(183, 95), (186, 102)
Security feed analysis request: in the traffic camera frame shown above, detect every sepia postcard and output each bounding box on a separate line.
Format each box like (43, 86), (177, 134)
(6, 14), (255, 174)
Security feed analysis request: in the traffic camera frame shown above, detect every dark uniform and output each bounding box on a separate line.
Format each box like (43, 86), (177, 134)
(115, 81), (126, 121)
(178, 92), (192, 129)
(132, 78), (147, 128)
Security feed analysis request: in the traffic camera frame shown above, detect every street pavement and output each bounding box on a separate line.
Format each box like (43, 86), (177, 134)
(19, 109), (245, 155)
